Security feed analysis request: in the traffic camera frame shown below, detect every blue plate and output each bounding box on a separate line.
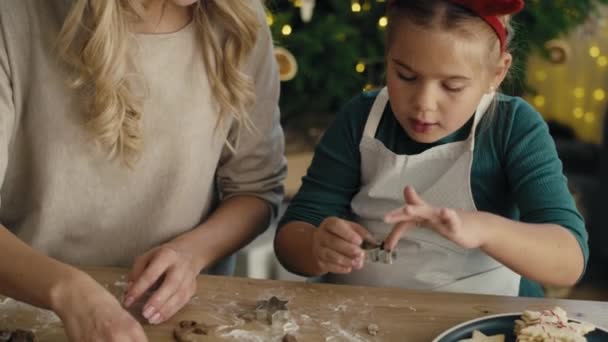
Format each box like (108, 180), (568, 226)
(432, 313), (608, 342)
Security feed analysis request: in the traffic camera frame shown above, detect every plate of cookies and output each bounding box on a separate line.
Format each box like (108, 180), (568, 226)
(432, 307), (608, 342)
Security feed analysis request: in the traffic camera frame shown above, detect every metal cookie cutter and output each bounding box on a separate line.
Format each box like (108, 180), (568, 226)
(362, 240), (397, 264)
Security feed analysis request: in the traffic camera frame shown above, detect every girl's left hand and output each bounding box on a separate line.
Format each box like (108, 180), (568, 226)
(122, 243), (201, 325)
(383, 186), (487, 251)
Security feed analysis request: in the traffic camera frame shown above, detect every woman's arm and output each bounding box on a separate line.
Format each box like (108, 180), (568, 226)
(0, 225), (85, 310)
(0, 9), (147, 339)
(174, 195), (272, 269)
(123, 6), (286, 324)
(0, 225), (148, 341)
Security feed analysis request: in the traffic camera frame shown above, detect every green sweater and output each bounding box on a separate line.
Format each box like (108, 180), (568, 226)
(279, 91), (588, 297)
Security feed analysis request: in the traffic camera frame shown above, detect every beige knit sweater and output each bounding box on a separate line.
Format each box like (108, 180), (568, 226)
(0, 0), (286, 267)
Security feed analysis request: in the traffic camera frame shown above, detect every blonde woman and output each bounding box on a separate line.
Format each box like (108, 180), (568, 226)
(0, 0), (285, 340)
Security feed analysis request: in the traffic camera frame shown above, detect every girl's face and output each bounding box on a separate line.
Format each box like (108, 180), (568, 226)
(386, 19), (511, 143)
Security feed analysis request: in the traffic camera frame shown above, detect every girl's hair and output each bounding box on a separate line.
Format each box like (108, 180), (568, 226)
(386, 0), (516, 129)
(57, 0), (261, 167)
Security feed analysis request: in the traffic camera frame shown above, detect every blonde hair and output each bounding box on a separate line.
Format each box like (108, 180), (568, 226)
(57, 0), (261, 167)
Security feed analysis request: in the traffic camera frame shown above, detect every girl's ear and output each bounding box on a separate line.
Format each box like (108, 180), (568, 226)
(490, 52), (512, 91)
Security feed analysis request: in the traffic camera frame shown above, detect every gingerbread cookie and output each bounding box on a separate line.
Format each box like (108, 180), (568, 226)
(282, 333), (298, 342)
(173, 320), (211, 342)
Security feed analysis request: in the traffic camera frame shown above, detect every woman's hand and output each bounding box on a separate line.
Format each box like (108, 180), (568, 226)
(123, 243), (201, 325)
(52, 273), (147, 342)
(383, 186), (487, 251)
(312, 217), (374, 274)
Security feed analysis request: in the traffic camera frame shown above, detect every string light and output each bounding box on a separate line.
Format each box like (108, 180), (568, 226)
(378, 16), (388, 28)
(266, 12), (274, 26)
(356, 62), (366, 73)
(589, 45), (601, 58)
(534, 95), (546, 107)
(520, 9), (606, 143)
(281, 24), (292, 36)
(593, 89), (606, 101)
(278, 0), (608, 144)
(535, 70), (548, 82)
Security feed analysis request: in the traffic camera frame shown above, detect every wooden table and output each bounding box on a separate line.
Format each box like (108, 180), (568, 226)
(1, 267), (607, 341)
(284, 151), (313, 199)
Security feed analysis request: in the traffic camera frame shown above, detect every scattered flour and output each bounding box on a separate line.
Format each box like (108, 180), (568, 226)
(113, 280), (129, 290)
(332, 304), (348, 312)
(219, 318), (300, 342)
(221, 329), (267, 342)
(0, 297), (61, 331)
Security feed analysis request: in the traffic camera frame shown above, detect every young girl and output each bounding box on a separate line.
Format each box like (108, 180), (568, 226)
(0, 0), (285, 340)
(275, 0), (588, 298)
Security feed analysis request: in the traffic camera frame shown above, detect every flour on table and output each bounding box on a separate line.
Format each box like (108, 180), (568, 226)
(113, 280), (129, 290)
(198, 293), (300, 342)
(221, 329), (267, 342)
(188, 295), (200, 305)
(0, 297), (61, 330)
(218, 319), (300, 342)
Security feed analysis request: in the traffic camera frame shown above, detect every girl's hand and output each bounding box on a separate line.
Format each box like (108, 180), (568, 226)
(123, 243), (200, 325)
(383, 186), (487, 251)
(312, 217), (374, 274)
(53, 274), (147, 342)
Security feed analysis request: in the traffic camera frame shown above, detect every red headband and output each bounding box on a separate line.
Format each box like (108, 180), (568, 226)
(388, 0), (524, 52)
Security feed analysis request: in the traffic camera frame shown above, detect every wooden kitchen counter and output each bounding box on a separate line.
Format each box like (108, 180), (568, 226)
(0, 267), (607, 341)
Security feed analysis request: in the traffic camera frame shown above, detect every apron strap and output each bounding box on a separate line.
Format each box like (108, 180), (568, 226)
(468, 92), (495, 150)
(363, 87), (389, 138)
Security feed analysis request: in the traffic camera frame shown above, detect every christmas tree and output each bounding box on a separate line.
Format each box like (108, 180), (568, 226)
(267, 0), (608, 131)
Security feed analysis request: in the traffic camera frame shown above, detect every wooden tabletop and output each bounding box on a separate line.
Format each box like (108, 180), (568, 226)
(284, 151), (313, 199)
(1, 267), (607, 341)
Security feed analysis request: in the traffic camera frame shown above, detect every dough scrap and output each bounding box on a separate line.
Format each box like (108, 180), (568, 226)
(173, 320), (211, 342)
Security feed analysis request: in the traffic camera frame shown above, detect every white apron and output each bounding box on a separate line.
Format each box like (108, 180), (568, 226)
(326, 88), (521, 296)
